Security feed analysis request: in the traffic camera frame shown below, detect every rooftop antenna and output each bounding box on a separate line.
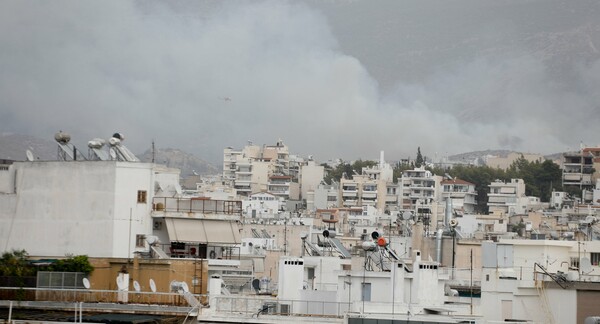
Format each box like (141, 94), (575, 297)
(151, 140), (155, 163)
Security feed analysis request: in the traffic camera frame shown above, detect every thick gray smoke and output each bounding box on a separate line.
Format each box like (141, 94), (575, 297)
(1, 0), (599, 163)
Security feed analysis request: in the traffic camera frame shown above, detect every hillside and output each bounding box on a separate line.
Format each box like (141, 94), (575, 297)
(0, 134), (219, 177)
(138, 147), (219, 177)
(0, 133), (56, 161)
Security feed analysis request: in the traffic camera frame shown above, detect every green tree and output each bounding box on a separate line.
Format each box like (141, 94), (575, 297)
(416, 147), (424, 167)
(51, 255), (94, 274)
(0, 250), (35, 277)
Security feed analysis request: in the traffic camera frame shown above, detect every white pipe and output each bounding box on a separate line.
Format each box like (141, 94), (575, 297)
(436, 229), (444, 264)
(8, 301), (12, 323)
(444, 198), (453, 228)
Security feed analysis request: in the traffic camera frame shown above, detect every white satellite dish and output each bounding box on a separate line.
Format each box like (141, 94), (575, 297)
(581, 257), (593, 274)
(116, 276), (126, 290)
(133, 280), (141, 292)
(449, 218), (459, 228)
(82, 278), (90, 289)
(181, 281), (189, 293)
(402, 211), (412, 220)
(149, 279), (157, 293)
(26, 149), (34, 162)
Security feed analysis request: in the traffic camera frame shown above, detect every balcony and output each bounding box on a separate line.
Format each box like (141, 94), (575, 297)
(362, 191), (377, 199)
(342, 190), (358, 197)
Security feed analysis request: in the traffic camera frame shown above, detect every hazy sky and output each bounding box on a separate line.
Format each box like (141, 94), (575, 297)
(1, 0), (599, 163)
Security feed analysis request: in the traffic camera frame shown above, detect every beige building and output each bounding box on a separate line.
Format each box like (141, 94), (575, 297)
(485, 152), (544, 170)
(441, 178), (477, 214)
(487, 179), (526, 215)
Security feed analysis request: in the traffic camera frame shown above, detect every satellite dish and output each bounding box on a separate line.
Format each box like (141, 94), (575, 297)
(252, 279), (260, 292)
(116, 276), (126, 290)
(133, 280), (141, 292)
(149, 279), (157, 293)
(371, 231), (380, 240)
(581, 257), (593, 274)
(402, 211), (412, 220)
(82, 278), (90, 289)
(449, 219), (459, 228)
(26, 149), (34, 162)
(181, 282), (189, 293)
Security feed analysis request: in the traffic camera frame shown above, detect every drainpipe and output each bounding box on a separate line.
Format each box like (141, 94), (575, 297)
(436, 228), (444, 264)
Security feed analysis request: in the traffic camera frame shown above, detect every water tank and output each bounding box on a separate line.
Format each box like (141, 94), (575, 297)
(54, 131), (71, 144)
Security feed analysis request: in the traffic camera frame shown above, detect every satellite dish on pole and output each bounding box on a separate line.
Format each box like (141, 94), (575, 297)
(581, 257), (593, 274)
(82, 278), (90, 289)
(149, 279), (157, 293)
(133, 280), (141, 292)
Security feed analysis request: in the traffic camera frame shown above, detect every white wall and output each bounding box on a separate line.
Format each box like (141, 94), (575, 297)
(300, 162), (324, 200)
(0, 161), (171, 258)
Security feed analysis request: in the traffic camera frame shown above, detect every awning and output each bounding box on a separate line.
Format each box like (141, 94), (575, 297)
(164, 218), (241, 244)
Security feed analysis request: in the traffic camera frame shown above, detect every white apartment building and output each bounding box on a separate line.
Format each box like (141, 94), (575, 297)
(312, 183), (339, 210)
(0, 160), (180, 258)
(339, 152), (394, 212)
(399, 167), (442, 220)
(487, 179), (526, 215)
(267, 175), (300, 201)
(222, 140), (322, 202)
(440, 178), (477, 214)
(241, 192), (280, 218)
(481, 239), (600, 323)
(300, 160), (325, 200)
(562, 149), (595, 189)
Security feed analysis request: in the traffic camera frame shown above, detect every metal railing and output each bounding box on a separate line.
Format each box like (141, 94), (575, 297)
(152, 197), (242, 215)
(214, 295), (350, 317)
(0, 287), (205, 307)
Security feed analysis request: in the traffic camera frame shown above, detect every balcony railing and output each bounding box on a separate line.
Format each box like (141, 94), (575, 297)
(152, 197), (242, 215)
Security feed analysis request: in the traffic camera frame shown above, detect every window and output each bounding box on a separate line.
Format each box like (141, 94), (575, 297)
(137, 190), (147, 203)
(591, 253), (600, 266)
(571, 257), (579, 269)
(135, 234), (145, 248)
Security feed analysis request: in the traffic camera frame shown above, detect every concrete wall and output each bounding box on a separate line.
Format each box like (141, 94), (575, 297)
(300, 162), (324, 200)
(0, 161), (177, 258)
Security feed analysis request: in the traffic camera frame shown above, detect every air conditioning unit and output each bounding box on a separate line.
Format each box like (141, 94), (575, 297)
(153, 221), (162, 230)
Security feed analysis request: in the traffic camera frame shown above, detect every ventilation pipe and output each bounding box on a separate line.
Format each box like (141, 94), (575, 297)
(437, 198), (454, 264)
(436, 228), (444, 264)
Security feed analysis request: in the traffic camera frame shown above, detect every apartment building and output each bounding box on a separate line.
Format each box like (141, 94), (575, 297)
(562, 148), (596, 189)
(399, 167), (442, 218)
(339, 153), (394, 212)
(223, 140), (291, 197)
(487, 179), (526, 215)
(485, 152), (543, 170)
(441, 178), (477, 214)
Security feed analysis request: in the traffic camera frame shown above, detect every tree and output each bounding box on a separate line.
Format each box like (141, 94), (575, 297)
(0, 250), (34, 277)
(416, 147), (424, 167)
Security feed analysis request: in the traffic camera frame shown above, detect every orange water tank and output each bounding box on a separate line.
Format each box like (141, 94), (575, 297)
(377, 237), (387, 247)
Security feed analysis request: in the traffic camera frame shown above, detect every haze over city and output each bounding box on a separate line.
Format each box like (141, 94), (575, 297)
(1, 0), (600, 163)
